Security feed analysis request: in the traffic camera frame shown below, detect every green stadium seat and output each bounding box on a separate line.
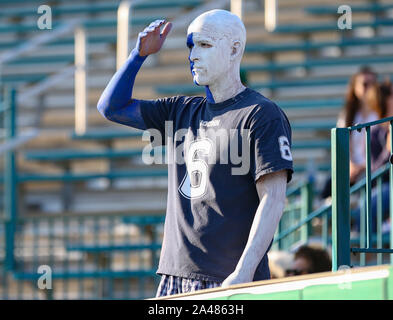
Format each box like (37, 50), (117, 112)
(277, 98), (343, 109)
(15, 168), (168, 183)
(23, 136), (329, 171)
(245, 36), (393, 54)
(253, 77), (349, 90)
(292, 139), (330, 149)
(0, 34), (119, 51)
(13, 269), (157, 280)
(0, 0), (203, 18)
(2, 34), (393, 54)
(155, 76), (350, 95)
(291, 122), (336, 130)
(0, 16), (164, 33)
(6, 152), (329, 188)
(122, 215), (165, 224)
(241, 55), (393, 73)
(66, 243), (162, 253)
(156, 74), (392, 95)
(306, 3), (393, 15)
(11, 268), (159, 299)
(71, 118), (337, 144)
(24, 148), (163, 161)
(7, 54), (75, 65)
(273, 18), (393, 34)
(1, 73), (47, 83)
(246, 36), (393, 54)
(294, 163), (330, 172)
(71, 130), (144, 141)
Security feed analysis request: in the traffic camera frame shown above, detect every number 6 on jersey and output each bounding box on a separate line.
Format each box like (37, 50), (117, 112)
(278, 136), (292, 161)
(179, 139), (212, 199)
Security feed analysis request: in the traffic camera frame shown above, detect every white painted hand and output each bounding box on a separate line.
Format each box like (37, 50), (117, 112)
(137, 19), (172, 57)
(221, 270), (253, 288)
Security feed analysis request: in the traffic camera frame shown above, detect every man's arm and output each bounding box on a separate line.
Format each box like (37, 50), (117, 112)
(221, 170), (287, 287)
(97, 19), (172, 129)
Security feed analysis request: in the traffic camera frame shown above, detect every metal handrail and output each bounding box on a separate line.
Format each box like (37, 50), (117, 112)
(275, 161), (391, 249)
(332, 116), (393, 271)
(274, 204), (331, 244)
(350, 162), (390, 194)
(348, 115), (393, 132)
(273, 177), (315, 250)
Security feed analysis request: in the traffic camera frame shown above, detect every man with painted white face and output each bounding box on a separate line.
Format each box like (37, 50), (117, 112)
(97, 9), (293, 297)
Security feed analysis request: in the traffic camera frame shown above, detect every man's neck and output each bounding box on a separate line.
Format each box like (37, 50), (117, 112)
(207, 71), (245, 104)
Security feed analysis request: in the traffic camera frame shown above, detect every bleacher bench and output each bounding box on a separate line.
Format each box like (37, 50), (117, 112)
(305, 4), (393, 15)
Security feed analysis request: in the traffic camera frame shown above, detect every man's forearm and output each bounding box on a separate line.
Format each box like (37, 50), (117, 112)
(97, 20), (171, 129)
(97, 48), (147, 120)
(221, 171), (287, 287)
(234, 188), (286, 278)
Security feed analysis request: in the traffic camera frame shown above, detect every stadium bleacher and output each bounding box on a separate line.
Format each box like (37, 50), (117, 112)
(1, 0), (393, 300)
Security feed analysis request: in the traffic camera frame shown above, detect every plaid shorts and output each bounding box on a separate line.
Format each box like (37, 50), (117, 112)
(156, 274), (222, 297)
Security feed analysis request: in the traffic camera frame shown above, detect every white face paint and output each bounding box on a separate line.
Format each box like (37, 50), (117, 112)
(187, 10), (246, 103)
(187, 30), (231, 86)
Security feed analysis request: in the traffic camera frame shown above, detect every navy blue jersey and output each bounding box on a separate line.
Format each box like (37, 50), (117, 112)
(139, 87), (293, 282)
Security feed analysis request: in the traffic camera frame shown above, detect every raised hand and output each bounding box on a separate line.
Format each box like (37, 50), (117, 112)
(137, 19), (173, 57)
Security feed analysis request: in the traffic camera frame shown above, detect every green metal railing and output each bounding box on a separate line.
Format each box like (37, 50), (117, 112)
(332, 117), (393, 270)
(274, 175), (331, 251)
(0, 87), (165, 299)
(1, 212), (164, 299)
(274, 117), (393, 271)
(1, 86), (16, 297)
(1, 87), (17, 271)
(273, 176), (320, 251)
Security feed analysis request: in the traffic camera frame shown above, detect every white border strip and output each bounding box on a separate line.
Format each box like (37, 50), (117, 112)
(172, 269), (390, 300)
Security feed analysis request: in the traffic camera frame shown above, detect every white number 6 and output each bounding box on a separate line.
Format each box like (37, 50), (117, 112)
(278, 136), (292, 161)
(179, 139), (212, 199)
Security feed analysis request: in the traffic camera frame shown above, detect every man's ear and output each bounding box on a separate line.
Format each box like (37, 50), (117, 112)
(231, 40), (242, 60)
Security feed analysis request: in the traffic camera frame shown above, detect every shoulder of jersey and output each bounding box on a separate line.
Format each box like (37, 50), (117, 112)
(251, 93), (283, 120)
(169, 95), (204, 106)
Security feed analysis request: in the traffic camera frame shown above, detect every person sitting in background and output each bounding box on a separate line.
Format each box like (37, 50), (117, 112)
(321, 66), (378, 199)
(370, 79), (393, 173)
(285, 245), (331, 277)
(338, 66), (380, 184)
(351, 79), (393, 234)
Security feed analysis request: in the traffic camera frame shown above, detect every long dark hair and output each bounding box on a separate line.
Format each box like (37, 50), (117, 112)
(379, 79), (393, 119)
(343, 66), (377, 127)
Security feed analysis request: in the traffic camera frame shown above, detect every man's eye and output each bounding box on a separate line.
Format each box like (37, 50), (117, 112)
(201, 43), (211, 48)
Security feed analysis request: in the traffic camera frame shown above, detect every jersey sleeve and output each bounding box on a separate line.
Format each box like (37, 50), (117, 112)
(139, 96), (183, 146)
(249, 110), (294, 183)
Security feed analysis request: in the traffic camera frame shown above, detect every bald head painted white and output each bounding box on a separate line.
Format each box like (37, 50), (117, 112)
(187, 9), (247, 103)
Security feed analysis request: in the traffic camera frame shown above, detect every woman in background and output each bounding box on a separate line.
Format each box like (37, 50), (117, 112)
(370, 79), (393, 173)
(352, 79), (393, 234)
(321, 66), (379, 200)
(336, 66), (379, 184)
